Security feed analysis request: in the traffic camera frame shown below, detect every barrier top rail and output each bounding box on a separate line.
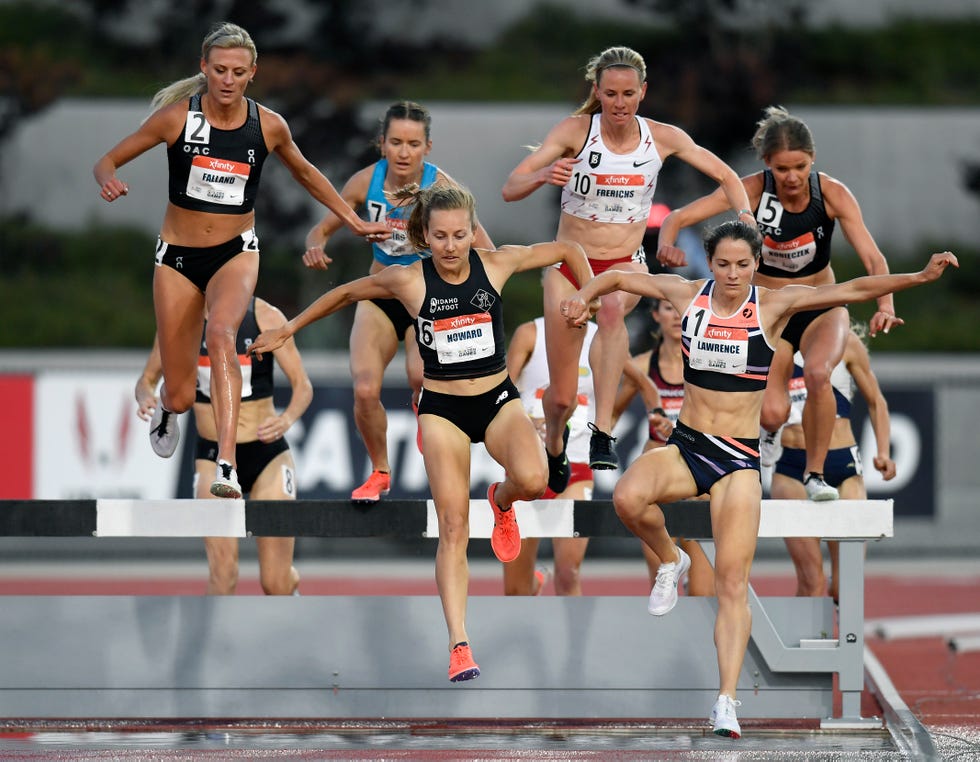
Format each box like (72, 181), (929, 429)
(0, 498), (893, 540)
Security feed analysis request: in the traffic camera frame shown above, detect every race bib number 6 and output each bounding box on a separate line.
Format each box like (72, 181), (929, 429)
(418, 313), (495, 365)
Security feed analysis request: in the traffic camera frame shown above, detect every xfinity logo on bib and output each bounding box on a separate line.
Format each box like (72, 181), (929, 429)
(207, 159), (237, 172)
(449, 315), (478, 329)
(429, 297), (459, 312)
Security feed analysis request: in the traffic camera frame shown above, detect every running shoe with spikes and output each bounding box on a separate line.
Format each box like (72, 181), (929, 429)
(351, 469), (391, 504)
(804, 472), (839, 501)
(587, 422), (619, 470)
(710, 694), (742, 738)
(647, 546), (691, 616)
(149, 405), (180, 458)
(448, 641), (480, 682)
(488, 482), (521, 563)
(210, 459), (242, 499)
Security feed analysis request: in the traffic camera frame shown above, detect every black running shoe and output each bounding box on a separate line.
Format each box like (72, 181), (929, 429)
(588, 422), (619, 470)
(546, 425), (571, 494)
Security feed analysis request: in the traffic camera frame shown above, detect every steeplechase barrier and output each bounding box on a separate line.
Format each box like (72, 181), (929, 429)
(0, 498), (891, 727)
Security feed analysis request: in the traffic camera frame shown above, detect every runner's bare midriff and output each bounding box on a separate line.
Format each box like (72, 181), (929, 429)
(556, 213), (646, 260)
(679, 385), (764, 441)
(753, 267), (836, 291)
(160, 203), (257, 248)
(194, 397), (276, 443)
(422, 369), (509, 397)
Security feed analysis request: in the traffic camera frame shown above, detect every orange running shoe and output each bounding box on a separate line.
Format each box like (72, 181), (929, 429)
(448, 642), (480, 682)
(351, 470), (391, 504)
(488, 482), (521, 563)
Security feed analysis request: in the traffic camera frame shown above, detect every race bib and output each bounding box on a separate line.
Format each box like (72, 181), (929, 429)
(762, 232), (817, 273)
(422, 312), (495, 365)
(186, 155), (251, 206)
(571, 171), (647, 217)
(687, 324), (749, 374)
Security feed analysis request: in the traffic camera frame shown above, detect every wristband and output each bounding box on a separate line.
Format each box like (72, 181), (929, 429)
(737, 209), (753, 217)
(648, 407), (667, 418)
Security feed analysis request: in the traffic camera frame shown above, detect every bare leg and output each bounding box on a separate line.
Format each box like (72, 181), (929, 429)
(422, 414), (475, 649)
(760, 340), (793, 434)
(612, 446), (698, 564)
(153, 268), (206, 414)
(503, 538), (541, 596)
(196, 461), (240, 594)
(552, 536), (590, 596)
(682, 539), (716, 597)
(591, 287), (643, 433)
(643, 537), (714, 595)
(797, 308), (849, 477)
(203, 252), (259, 467)
(541, 268), (586, 457)
(252, 450), (300, 595)
(256, 537), (299, 595)
(550, 478), (592, 596)
(349, 301), (400, 474)
(771, 471), (826, 595)
(708, 471), (761, 699)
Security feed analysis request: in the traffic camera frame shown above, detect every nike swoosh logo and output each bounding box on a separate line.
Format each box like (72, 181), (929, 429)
(633, 159), (654, 167)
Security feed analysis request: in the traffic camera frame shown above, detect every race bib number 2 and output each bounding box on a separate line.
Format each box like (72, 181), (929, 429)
(186, 155), (251, 206)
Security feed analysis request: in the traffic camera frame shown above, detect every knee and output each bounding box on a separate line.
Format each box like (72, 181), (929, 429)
(613, 481), (657, 529)
(543, 385), (577, 416)
(209, 563), (239, 595)
(352, 375), (383, 405)
(511, 468), (547, 502)
(553, 563), (581, 594)
(803, 364), (831, 391)
(165, 386), (197, 413)
(761, 393), (790, 420)
(438, 513), (470, 549)
(260, 566), (298, 596)
(797, 566), (827, 597)
(713, 564), (750, 604)
(596, 295), (627, 328)
(204, 321), (237, 355)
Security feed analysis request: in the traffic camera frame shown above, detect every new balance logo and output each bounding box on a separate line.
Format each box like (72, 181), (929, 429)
(495, 390), (509, 405)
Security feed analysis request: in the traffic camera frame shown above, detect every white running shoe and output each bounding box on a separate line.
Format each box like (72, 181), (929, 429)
(210, 459), (242, 499)
(647, 546), (691, 616)
(148, 405), (180, 458)
(710, 693), (742, 738)
(804, 472), (839, 502)
(759, 426), (783, 468)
